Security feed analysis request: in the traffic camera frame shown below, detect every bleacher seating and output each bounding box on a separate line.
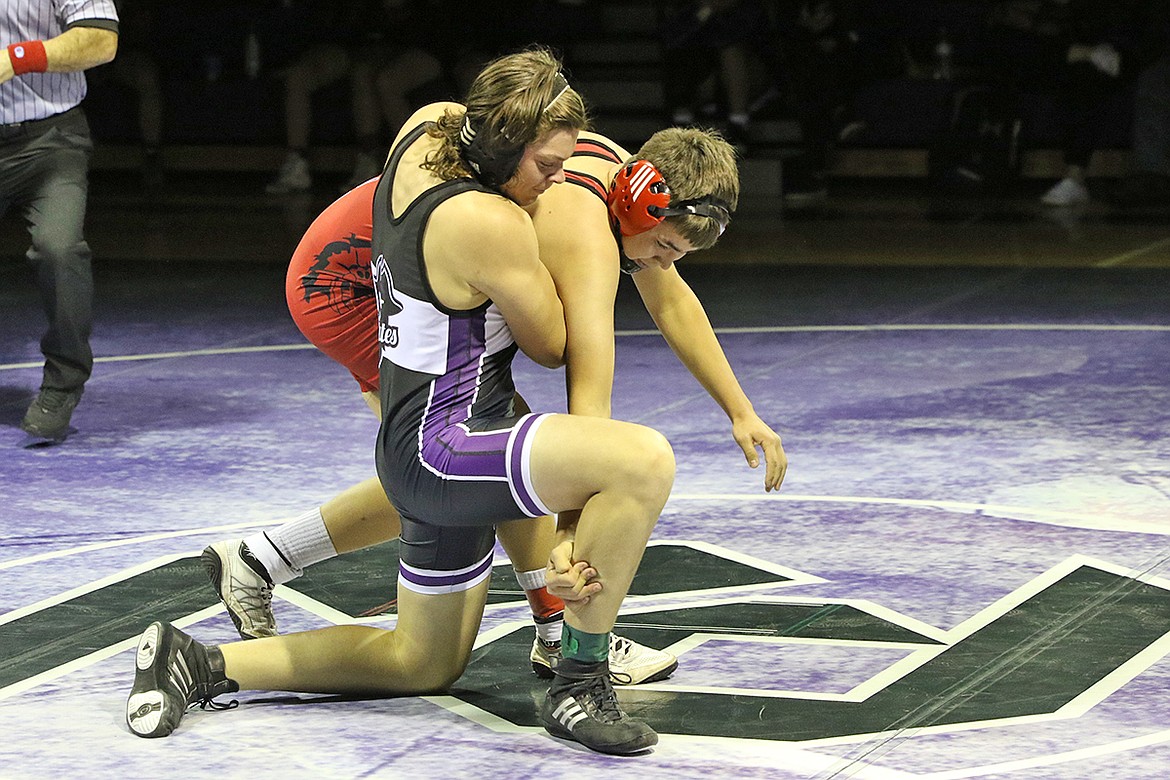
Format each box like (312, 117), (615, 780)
(84, 0), (1133, 192)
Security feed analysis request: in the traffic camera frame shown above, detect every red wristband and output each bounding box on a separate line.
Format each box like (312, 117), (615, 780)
(8, 40), (48, 75)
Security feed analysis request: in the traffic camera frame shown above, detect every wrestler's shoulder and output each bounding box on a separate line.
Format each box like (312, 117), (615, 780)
(437, 189), (532, 237)
(576, 130), (631, 161)
(390, 102), (463, 148)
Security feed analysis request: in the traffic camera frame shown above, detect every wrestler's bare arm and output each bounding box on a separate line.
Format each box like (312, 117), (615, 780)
(532, 186), (621, 417)
(430, 194), (567, 368)
(634, 264), (788, 491)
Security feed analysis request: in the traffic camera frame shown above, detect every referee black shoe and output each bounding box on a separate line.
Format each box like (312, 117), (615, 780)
(20, 386), (82, 440)
(539, 657), (657, 755)
(126, 621), (239, 738)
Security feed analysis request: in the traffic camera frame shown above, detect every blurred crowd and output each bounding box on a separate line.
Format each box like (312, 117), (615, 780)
(89, 0), (1170, 208)
(659, 0), (1170, 206)
(91, 0), (591, 193)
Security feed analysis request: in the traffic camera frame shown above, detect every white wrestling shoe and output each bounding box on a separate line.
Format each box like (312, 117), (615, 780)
(201, 540), (276, 639)
(531, 633), (678, 685)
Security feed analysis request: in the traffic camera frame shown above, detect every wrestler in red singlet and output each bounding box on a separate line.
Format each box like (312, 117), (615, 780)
(284, 178), (380, 391)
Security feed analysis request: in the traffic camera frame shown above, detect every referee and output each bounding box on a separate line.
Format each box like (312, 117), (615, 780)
(2, 0), (118, 441)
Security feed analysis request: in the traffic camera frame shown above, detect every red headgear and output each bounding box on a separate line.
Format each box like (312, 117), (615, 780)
(607, 161), (672, 236)
(607, 161), (732, 237)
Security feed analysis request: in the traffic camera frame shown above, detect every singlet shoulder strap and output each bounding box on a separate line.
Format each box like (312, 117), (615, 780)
(565, 170), (609, 203)
(379, 122), (488, 224)
(573, 138), (624, 164)
(565, 137), (624, 204)
(383, 122), (433, 188)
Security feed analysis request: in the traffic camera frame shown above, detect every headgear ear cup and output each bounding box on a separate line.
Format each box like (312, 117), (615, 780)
(460, 116), (525, 191)
(607, 161), (672, 236)
(460, 72), (572, 192)
(607, 160), (734, 237)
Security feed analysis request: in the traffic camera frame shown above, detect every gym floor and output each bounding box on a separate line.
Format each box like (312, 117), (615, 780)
(2, 172), (1168, 779)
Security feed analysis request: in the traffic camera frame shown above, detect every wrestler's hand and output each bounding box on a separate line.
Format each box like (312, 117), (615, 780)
(546, 540), (602, 605)
(732, 412), (788, 492)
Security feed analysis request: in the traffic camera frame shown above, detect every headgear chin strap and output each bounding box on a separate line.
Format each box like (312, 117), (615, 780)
(607, 160), (732, 238)
(460, 72), (571, 192)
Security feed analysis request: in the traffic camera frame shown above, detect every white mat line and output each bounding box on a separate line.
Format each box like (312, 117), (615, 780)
(1096, 236), (1170, 268)
(0, 343), (316, 371)
(3, 324), (1167, 371)
(3, 491), (1165, 573)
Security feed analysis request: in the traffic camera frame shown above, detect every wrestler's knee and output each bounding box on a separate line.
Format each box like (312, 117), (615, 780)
(623, 425), (676, 503)
(391, 644), (468, 693)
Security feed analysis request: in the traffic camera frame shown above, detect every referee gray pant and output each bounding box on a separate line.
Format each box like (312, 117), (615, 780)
(0, 107), (95, 392)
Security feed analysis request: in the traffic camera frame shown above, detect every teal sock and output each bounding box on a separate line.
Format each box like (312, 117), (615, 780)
(563, 624), (608, 663)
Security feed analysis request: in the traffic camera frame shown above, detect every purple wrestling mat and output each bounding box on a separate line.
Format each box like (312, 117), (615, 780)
(2, 258), (1169, 779)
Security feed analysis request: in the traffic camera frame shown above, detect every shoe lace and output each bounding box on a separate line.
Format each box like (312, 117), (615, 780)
(607, 636), (634, 685)
(235, 576), (273, 617)
(36, 388), (74, 411)
(177, 655), (240, 713)
(254, 582), (274, 612)
(580, 674), (624, 724)
(197, 696), (239, 712)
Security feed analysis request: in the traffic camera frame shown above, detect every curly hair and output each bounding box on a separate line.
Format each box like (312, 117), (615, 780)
(424, 47), (589, 183)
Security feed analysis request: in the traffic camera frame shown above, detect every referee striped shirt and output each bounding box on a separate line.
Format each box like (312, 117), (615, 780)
(2, 0), (119, 124)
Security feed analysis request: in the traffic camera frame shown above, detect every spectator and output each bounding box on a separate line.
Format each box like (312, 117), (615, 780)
(265, 0), (448, 195)
(769, 0), (865, 203)
(659, 1), (776, 153)
(341, 0), (449, 193)
(89, 0), (165, 189)
(442, 1), (542, 98)
(2, 0), (119, 442)
(979, 0), (1153, 207)
(1108, 0), (1170, 206)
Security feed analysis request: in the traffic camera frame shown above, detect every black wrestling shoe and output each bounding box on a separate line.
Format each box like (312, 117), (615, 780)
(125, 621), (239, 738)
(539, 657), (658, 755)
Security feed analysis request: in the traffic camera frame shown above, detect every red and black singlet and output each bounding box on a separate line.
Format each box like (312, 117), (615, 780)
(565, 137), (623, 204)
